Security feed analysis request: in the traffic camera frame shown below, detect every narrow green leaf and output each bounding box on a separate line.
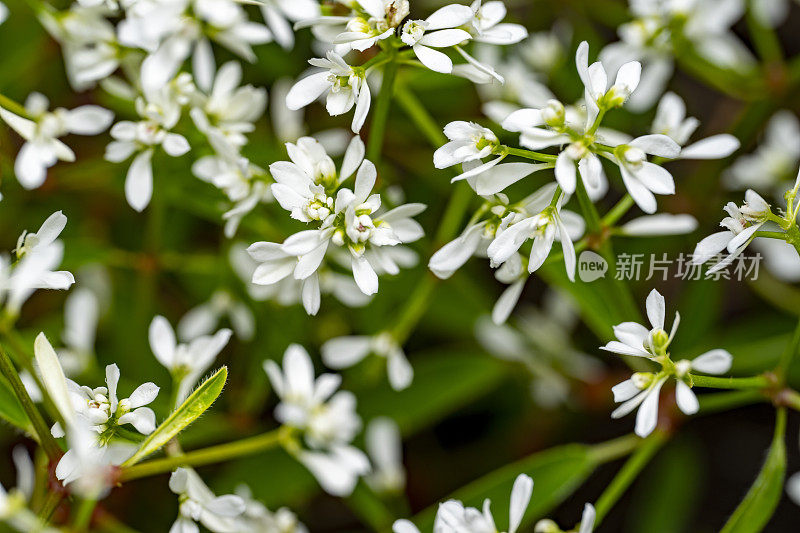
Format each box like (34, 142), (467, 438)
(720, 409), (787, 533)
(0, 374), (30, 429)
(122, 367), (228, 467)
(412, 444), (596, 531)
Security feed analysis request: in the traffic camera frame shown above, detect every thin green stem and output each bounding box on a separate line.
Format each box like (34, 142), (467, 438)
(601, 194), (634, 227)
(775, 317), (800, 383)
(366, 52), (398, 163)
(499, 145), (557, 163)
(394, 84), (446, 145)
(118, 427), (288, 482)
(697, 389), (767, 415)
(0, 93), (31, 118)
(72, 498), (98, 531)
(778, 388), (800, 411)
(587, 433), (641, 464)
(754, 230), (789, 240)
(37, 490), (64, 522)
(745, 0), (783, 64)
(345, 481), (396, 531)
(0, 348), (61, 460)
(689, 373), (771, 390)
(591, 431), (667, 527)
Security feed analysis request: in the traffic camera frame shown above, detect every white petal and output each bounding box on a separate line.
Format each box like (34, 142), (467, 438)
(680, 134), (739, 159)
(321, 336), (372, 369)
(286, 71), (330, 110)
(149, 316), (177, 368)
(675, 381), (699, 415)
(125, 149), (154, 212)
(508, 474), (533, 533)
(691, 349), (732, 375)
(630, 134), (680, 158)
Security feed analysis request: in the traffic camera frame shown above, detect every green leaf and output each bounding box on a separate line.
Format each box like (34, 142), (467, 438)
(0, 374), (29, 429)
(412, 444), (596, 531)
(122, 367), (228, 467)
(720, 409), (787, 533)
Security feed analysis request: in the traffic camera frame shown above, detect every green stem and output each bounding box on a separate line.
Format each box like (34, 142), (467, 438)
(394, 84), (446, 145)
(591, 431), (667, 527)
(345, 481), (396, 531)
(745, 0), (783, 64)
(588, 433), (641, 464)
(366, 52), (398, 163)
(118, 427), (288, 482)
(778, 388), (800, 411)
(0, 93), (31, 118)
(499, 145), (557, 163)
(601, 194), (634, 227)
(697, 389), (767, 415)
(0, 348), (61, 460)
(37, 490), (64, 522)
(775, 317), (800, 383)
(72, 498), (97, 531)
(754, 230), (789, 240)
(689, 373), (771, 390)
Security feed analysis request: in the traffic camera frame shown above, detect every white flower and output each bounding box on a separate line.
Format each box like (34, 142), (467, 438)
(400, 5), (473, 74)
(189, 61), (267, 157)
(0, 447), (54, 533)
(38, 6), (119, 91)
(612, 349), (732, 437)
(178, 291), (254, 342)
(133, 0), (272, 93)
(55, 419), (136, 498)
(251, 154), (425, 298)
(600, 289), (679, 358)
(465, 0), (527, 45)
(235, 485), (309, 532)
(576, 40), (641, 125)
(535, 503), (596, 533)
(321, 332), (413, 391)
(149, 315), (232, 405)
(62, 363), (160, 437)
(691, 190), (772, 273)
(0, 93), (113, 189)
(365, 417), (405, 493)
(486, 188), (583, 281)
(610, 134), (681, 213)
(330, 0), (403, 51)
(1, 212), (75, 315)
(105, 84), (191, 212)
(286, 52), (372, 133)
(169, 467), (245, 533)
(264, 344), (369, 496)
(725, 111), (800, 195)
(393, 473), (533, 533)
(434, 121), (506, 181)
(651, 92), (740, 160)
(270, 136), (365, 223)
(259, 0), (319, 50)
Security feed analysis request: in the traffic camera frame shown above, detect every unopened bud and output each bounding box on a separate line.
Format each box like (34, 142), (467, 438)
(542, 100), (565, 128)
(632, 372), (654, 389)
(534, 519), (561, 533)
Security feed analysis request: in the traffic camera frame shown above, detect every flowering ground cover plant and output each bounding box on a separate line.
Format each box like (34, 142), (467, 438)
(3, 0), (800, 530)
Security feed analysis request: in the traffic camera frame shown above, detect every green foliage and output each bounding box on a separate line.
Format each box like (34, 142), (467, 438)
(122, 367), (228, 466)
(412, 444), (596, 530)
(0, 374), (29, 430)
(720, 410), (787, 533)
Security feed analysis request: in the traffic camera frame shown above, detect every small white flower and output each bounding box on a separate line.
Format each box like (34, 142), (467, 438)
(105, 84), (191, 212)
(725, 111), (800, 196)
(264, 344), (369, 496)
(178, 291), (254, 342)
(486, 187), (583, 281)
(400, 5), (473, 74)
(610, 134), (681, 213)
(651, 92), (740, 160)
(365, 417), (405, 493)
(601, 289), (679, 358)
(235, 484), (309, 532)
(321, 332), (413, 391)
(575, 40), (641, 125)
(0, 93), (113, 189)
(62, 363), (160, 438)
(434, 121), (505, 181)
(393, 473), (533, 533)
(466, 0), (528, 45)
(612, 349), (732, 437)
(169, 467), (245, 533)
(149, 315), (232, 405)
(286, 52), (372, 133)
(691, 190), (772, 273)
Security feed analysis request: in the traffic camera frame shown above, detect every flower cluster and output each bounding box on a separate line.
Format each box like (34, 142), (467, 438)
(248, 136), (425, 314)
